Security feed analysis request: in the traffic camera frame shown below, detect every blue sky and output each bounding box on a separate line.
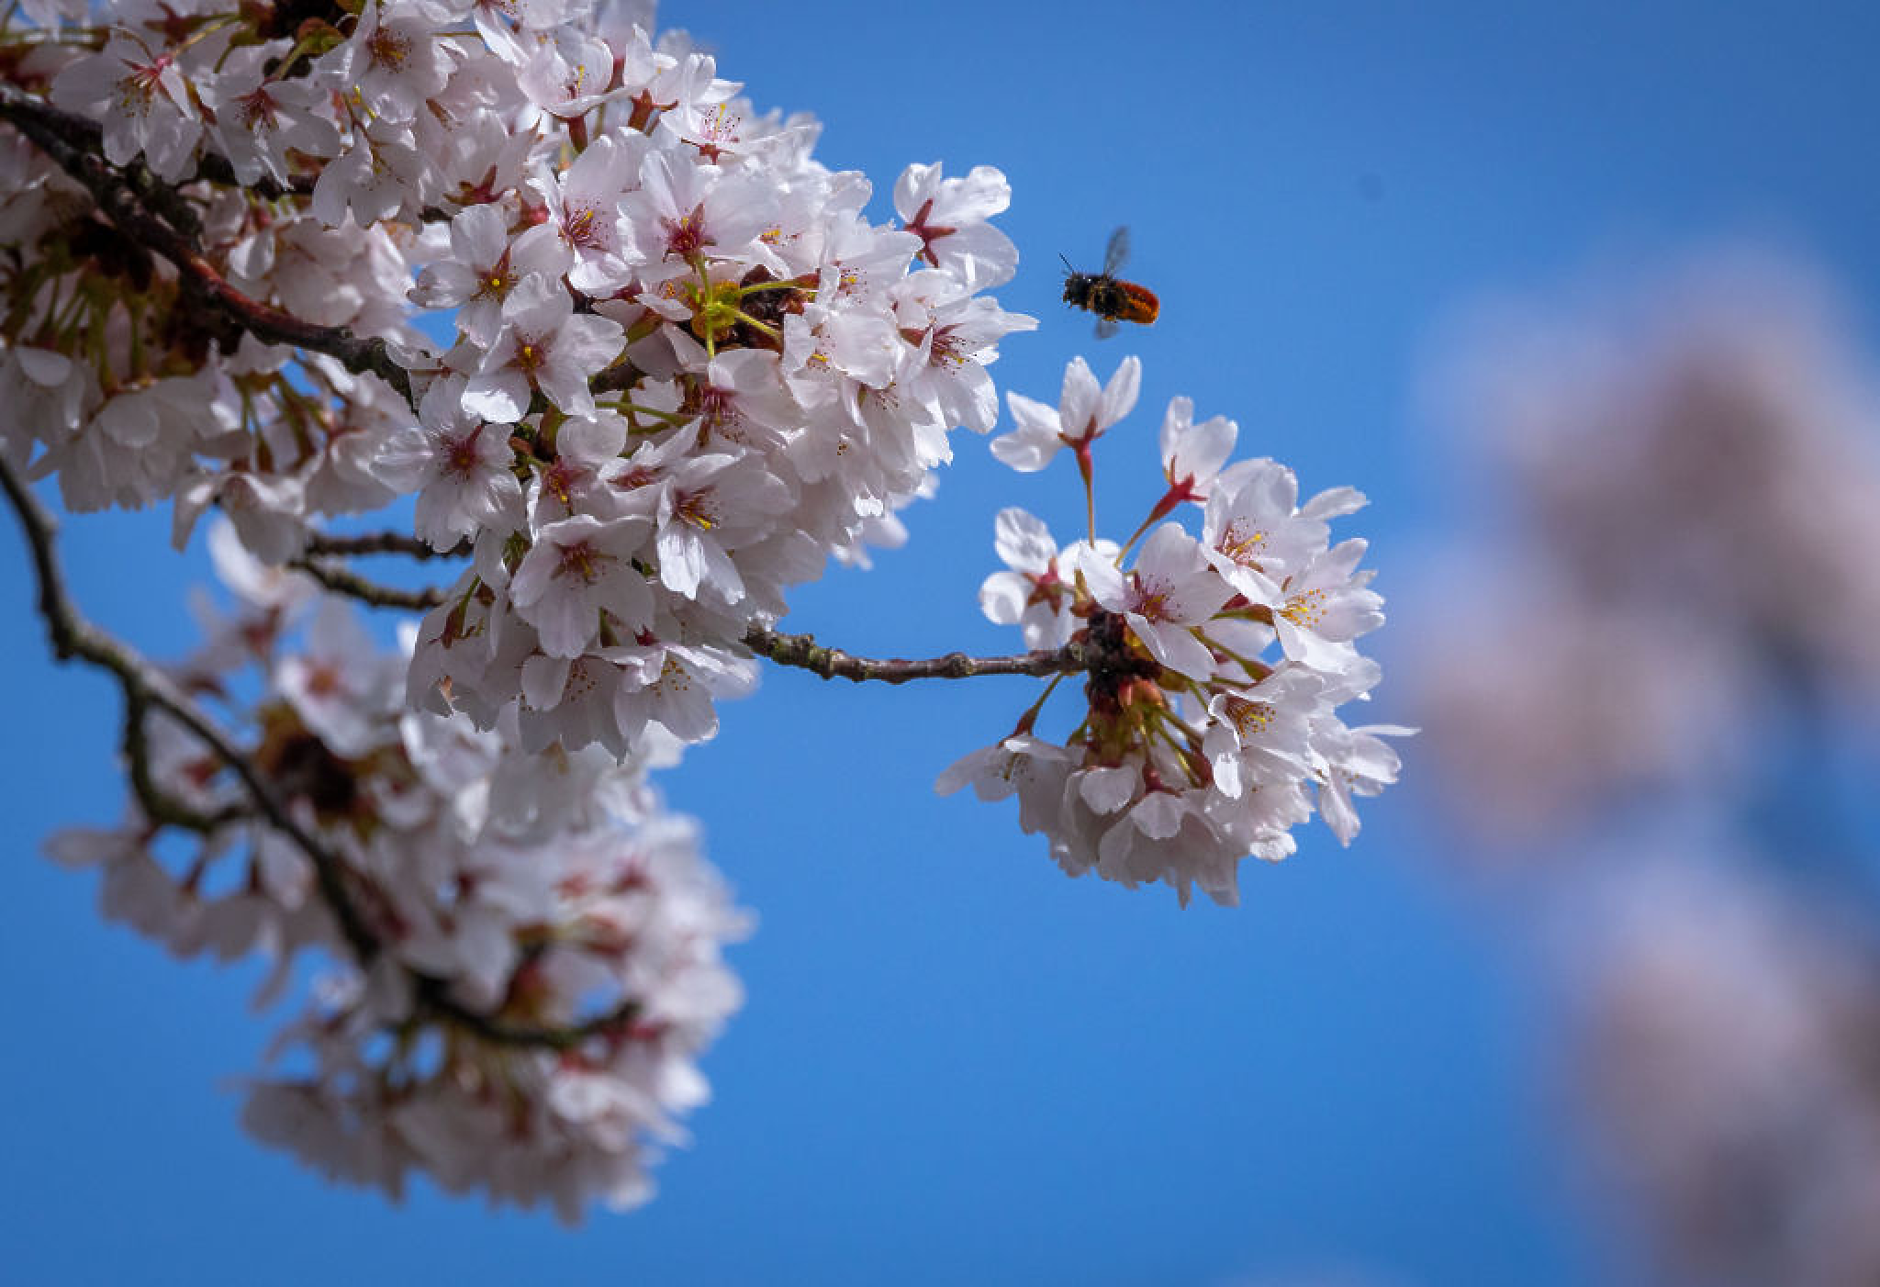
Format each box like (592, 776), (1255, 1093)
(5, 2), (1880, 1284)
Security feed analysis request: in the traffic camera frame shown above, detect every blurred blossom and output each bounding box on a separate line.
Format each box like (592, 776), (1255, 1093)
(1561, 856), (1880, 1287)
(1405, 250), (1880, 1285)
(1406, 566), (1748, 847)
(1410, 252), (1880, 845)
(1452, 253), (1880, 686)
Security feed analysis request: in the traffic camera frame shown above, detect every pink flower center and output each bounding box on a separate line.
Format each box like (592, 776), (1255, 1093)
(235, 86), (279, 132)
(694, 383), (738, 435)
(662, 204), (711, 259)
(902, 197), (957, 269)
(553, 539), (611, 584)
(928, 324), (968, 369)
(305, 662), (342, 698)
(544, 458), (584, 506)
(675, 490), (716, 530)
(563, 204), (604, 250)
(442, 430), (483, 479)
(1129, 575), (1174, 622)
(475, 252), (516, 301)
(367, 25), (412, 71)
(1217, 521), (1268, 567)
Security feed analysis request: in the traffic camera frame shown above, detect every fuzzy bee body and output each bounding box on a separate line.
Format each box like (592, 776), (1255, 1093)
(1062, 226), (1159, 337)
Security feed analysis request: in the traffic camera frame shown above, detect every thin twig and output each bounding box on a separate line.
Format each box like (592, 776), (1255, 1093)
(0, 450), (381, 962)
(0, 453), (626, 1052)
(743, 624), (1094, 684)
(290, 556), (447, 610)
(415, 977), (640, 1052)
(122, 692), (250, 834)
(300, 554), (1093, 674)
(304, 531), (470, 560)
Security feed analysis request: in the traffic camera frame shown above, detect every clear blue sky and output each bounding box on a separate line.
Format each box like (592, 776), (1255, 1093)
(5, 2), (1880, 1284)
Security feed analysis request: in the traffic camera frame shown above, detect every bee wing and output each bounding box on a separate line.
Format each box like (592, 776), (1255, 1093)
(1103, 225), (1131, 277)
(1095, 315), (1120, 340)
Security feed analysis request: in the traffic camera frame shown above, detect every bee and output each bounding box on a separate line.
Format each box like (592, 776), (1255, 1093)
(1061, 225), (1159, 338)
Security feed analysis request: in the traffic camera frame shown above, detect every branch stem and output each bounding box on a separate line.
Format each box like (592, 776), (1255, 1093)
(743, 625), (1092, 684)
(0, 453), (622, 1052)
(290, 556), (448, 610)
(304, 531), (470, 560)
(0, 84), (415, 407)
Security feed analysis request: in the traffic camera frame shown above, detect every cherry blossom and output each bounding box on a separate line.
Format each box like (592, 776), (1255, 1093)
(509, 511), (655, 657)
(199, 46), (343, 187)
(978, 508), (1088, 650)
(992, 354), (1141, 472)
(893, 161), (1020, 290)
(410, 203), (567, 347)
(461, 279), (627, 421)
(337, 0), (459, 125)
(516, 132), (644, 292)
(376, 378), (527, 549)
(50, 32), (206, 182)
(946, 357), (1404, 905)
(0, 0), (1398, 1218)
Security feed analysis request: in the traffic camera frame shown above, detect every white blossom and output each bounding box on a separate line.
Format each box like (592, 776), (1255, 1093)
(948, 357), (1404, 904)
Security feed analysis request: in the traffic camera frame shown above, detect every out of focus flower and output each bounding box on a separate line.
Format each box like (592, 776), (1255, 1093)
(1562, 857), (1880, 1287)
(1446, 254), (1880, 694)
(1410, 254), (1880, 845)
(53, 568), (750, 1223)
(1405, 568), (1748, 847)
(1405, 251), (1880, 1284)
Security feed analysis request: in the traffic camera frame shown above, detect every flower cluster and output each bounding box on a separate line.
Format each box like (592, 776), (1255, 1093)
(0, 0), (1404, 1218)
(941, 357), (1406, 906)
(50, 524), (749, 1220)
(2, 0), (1031, 766)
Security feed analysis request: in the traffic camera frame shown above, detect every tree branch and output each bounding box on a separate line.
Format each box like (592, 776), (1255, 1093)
(0, 81), (308, 205)
(289, 556), (447, 611)
(0, 449), (382, 961)
(743, 624), (1093, 684)
(304, 531), (470, 560)
(0, 83), (416, 408)
(414, 977), (640, 1052)
(298, 557), (1095, 679)
(122, 691), (250, 835)
(0, 453), (627, 1053)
